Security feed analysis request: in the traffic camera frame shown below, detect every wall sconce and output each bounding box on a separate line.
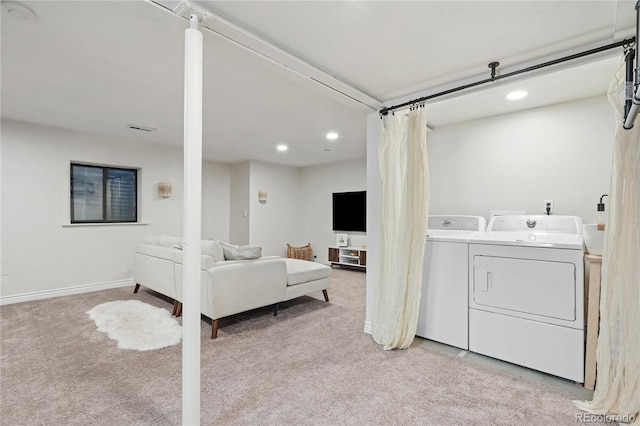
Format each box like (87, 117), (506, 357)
(258, 190), (267, 204)
(158, 183), (172, 198)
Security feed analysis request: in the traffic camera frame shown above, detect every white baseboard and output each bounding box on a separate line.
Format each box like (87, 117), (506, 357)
(363, 321), (372, 335)
(0, 279), (135, 306)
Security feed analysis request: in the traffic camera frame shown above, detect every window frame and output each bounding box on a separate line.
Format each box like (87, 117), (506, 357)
(70, 162), (139, 224)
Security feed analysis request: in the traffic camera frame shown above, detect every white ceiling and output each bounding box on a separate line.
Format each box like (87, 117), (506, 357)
(1, 1), (636, 167)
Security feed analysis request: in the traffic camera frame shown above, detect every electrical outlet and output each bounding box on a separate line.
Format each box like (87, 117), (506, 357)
(544, 199), (554, 215)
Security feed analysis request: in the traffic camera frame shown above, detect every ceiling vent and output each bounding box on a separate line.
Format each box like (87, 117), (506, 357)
(127, 124), (157, 132)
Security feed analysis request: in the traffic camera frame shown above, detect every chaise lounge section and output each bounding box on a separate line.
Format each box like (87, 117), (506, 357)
(133, 236), (331, 338)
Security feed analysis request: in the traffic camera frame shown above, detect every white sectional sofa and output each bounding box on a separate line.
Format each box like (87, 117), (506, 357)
(133, 235), (331, 338)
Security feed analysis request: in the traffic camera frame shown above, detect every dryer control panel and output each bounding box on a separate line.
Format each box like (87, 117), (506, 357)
(488, 215), (582, 234)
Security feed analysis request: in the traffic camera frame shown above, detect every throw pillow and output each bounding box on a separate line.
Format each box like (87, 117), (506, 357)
(201, 240), (225, 262)
(220, 242), (262, 260)
(287, 243), (313, 261)
(172, 240), (225, 262)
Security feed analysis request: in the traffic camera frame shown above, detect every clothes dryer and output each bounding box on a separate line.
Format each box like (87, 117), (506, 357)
(416, 215), (486, 349)
(467, 215), (585, 382)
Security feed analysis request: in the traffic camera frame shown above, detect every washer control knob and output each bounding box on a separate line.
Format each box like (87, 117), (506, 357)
(526, 218), (537, 228)
(443, 219), (451, 226)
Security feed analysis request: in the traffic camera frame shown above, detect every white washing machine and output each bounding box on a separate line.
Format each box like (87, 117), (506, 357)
(416, 215), (487, 350)
(468, 215), (585, 382)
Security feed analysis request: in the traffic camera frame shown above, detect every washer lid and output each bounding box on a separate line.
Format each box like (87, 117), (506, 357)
(468, 231), (584, 249)
(427, 229), (484, 242)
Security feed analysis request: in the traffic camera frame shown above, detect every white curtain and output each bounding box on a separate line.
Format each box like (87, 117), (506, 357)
(372, 107), (429, 350)
(574, 58), (640, 425)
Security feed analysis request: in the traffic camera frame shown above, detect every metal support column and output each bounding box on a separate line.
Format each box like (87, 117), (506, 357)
(182, 13), (202, 426)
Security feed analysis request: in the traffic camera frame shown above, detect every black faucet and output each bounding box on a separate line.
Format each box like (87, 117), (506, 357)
(598, 194), (608, 212)
(597, 194), (608, 230)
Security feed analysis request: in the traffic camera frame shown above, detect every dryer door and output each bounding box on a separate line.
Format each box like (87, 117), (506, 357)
(471, 255), (576, 321)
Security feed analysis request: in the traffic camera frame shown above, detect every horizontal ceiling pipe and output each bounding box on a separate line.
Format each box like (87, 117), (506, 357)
(153, 0), (382, 110)
(380, 37), (636, 116)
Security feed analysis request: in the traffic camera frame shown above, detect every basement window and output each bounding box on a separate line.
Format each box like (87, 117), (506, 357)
(70, 163), (138, 223)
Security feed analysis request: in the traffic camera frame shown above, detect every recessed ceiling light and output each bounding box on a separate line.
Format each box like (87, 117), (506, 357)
(326, 132), (339, 140)
(276, 144), (288, 152)
(506, 90), (528, 100)
(2, 1), (36, 19)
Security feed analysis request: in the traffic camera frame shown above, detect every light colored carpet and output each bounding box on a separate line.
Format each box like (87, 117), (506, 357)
(1, 268), (599, 425)
(87, 300), (182, 351)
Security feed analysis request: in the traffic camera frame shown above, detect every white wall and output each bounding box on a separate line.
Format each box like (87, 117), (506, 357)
(365, 114), (382, 333)
(427, 96), (614, 224)
(299, 158), (367, 262)
(0, 120), (369, 301)
(229, 161), (250, 244)
(0, 120), (369, 302)
(248, 160), (302, 257)
(226, 158), (368, 260)
(203, 161), (231, 241)
(365, 95), (616, 329)
(1, 120), (231, 301)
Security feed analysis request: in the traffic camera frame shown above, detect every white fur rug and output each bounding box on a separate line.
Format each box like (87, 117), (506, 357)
(87, 300), (182, 351)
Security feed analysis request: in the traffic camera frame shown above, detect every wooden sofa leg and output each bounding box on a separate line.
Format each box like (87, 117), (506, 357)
(133, 283), (140, 293)
(211, 319), (219, 339)
(322, 289), (330, 302)
(175, 302), (182, 318)
(273, 303), (279, 316)
(172, 300), (178, 316)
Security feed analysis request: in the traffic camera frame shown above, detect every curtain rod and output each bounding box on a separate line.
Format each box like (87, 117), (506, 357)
(379, 37), (637, 116)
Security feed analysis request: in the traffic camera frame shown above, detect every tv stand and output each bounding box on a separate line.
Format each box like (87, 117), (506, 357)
(328, 246), (366, 270)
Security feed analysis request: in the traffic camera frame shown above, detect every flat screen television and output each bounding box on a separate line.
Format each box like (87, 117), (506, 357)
(332, 191), (366, 232)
